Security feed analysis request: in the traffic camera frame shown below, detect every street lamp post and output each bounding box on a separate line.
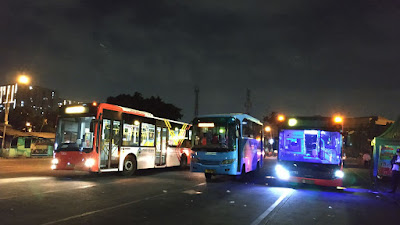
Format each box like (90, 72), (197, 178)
(1, 75), (30, 154)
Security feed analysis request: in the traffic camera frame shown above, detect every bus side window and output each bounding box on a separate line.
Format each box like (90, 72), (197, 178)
(242, 119), (253, 138)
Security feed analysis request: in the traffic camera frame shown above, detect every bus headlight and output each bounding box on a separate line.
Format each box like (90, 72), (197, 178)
(221, 159), (236, 165)
(85, 158), (95, 167)
(275, 164), (290, 180)
(191, 157), (199, 164)
(51, 158), (59, 165)
(335, 170), (344, 179)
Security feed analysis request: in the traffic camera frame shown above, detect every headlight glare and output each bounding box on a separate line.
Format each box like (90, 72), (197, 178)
(85, 158), (95, 167)
(275, 164), (290, 180)
(51, 158), (59, 165)
(335, 170), (344, 178)
(221, 159), (236, 165)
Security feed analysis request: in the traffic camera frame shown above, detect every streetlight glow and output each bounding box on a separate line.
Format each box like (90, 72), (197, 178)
(277, 115), (285, 122)
(18, 75), (30, 84)
(265, 126), (271, 132)
(334, 116), (343, 124)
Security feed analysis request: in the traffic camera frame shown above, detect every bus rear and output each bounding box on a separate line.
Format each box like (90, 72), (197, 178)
(275, 117), (344, 187)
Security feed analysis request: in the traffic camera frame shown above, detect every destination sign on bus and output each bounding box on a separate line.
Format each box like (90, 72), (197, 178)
(65, 106), (88, 114)
(198, 122), (215, 128)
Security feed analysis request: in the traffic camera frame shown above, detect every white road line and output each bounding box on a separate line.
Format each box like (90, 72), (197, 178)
(250, 189), (293, 225)
(40, 182), (206, 225)
(0, 177), (51, 184)
(41, 193), (166, 225)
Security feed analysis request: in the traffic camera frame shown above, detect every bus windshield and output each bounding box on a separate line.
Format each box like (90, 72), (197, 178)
(55, 117), (95, 152)
(279, 129), (342, 165)
(192, 117), (236, 151)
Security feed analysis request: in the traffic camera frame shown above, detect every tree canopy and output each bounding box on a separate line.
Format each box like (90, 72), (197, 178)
(1, 107), (57, 132)
(106, 92), (183, 120)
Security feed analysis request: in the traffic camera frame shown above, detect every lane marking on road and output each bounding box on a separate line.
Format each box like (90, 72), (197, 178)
(40, 182), (207, 225)
(0, 177), (51, 184)
(249, 189), (293, 225)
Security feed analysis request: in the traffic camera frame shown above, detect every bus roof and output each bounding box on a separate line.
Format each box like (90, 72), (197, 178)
(195, 113), (262, 125)
(60, 103), (191, 125)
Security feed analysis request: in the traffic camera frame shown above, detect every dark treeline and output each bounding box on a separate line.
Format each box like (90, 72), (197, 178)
(106, 92), (183, 121)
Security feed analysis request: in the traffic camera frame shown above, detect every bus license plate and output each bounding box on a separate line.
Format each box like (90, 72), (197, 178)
(302, 179), (314, 184)
(205, 169), (216, 174)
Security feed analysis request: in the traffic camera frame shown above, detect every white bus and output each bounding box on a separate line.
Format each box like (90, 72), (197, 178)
(52, 103), (192, 176)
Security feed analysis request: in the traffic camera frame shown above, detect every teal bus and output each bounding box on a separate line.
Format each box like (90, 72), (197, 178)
(190, 114), (263, 181)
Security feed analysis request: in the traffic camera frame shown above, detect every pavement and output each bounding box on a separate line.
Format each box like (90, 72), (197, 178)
(0, 157), (399, 225)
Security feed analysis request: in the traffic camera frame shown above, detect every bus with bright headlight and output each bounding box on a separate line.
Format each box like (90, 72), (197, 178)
(275, 116), (344, 187)
(190, 114), (263, 181)
(51, 103), (191, 175)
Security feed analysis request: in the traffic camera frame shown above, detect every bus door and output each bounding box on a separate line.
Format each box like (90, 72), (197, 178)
(155, 127), (168, 166)
(161, 127), (167, 165)
(100, 119), (121, 169)
(155, 127), (162, 166)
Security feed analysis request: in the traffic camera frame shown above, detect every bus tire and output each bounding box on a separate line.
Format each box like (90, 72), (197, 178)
(180, 154), (187, 168)
(205, 173), (212, 181)
(237, 164), (246, 180)
(122, 155), (137, 176)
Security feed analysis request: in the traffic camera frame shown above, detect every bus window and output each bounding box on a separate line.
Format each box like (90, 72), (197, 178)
(242, 119), (254, 138)
(122, 122), (140, 146)
(141, 123), (155, 146)
(168, 125), (186, 146)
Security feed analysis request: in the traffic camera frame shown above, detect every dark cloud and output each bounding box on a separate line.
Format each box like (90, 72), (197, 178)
(0, 0), (399, 122)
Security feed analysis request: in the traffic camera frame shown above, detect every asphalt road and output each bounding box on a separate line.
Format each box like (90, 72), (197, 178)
(0, 157), (398, 225)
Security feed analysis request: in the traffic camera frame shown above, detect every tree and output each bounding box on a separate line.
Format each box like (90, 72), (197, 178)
(0, 107), (58, 132)
(106, 92), (183, 120)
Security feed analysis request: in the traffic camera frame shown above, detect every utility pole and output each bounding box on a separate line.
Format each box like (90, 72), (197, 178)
(244, 88), (252, 115)
(194, 86), (199, 117)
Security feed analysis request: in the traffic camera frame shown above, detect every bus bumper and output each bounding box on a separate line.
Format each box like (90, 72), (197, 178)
(191, 163), (238, 176)
(288, 177), (343, 187)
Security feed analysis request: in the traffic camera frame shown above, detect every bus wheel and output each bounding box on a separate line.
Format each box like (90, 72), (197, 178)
(255, 162), (260, 174)
(122, 155), (137, 176)
(205, 173), (212, 181)
(180, 154), (187, 168)
(237, 164), (246, 180)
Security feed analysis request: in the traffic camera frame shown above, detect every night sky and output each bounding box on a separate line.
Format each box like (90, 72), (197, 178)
(1, 0), (399, 122)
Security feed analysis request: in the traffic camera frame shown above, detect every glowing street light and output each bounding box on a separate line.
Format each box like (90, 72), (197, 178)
(265, 126), (271, 132)
(334, 116), (343, 124)
(17, 75), (30, 85)
(277, 115), (285, 122)
(1, 74), (32, 152)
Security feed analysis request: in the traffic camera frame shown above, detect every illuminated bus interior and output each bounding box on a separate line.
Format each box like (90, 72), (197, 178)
(279, 130), (341, 164)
